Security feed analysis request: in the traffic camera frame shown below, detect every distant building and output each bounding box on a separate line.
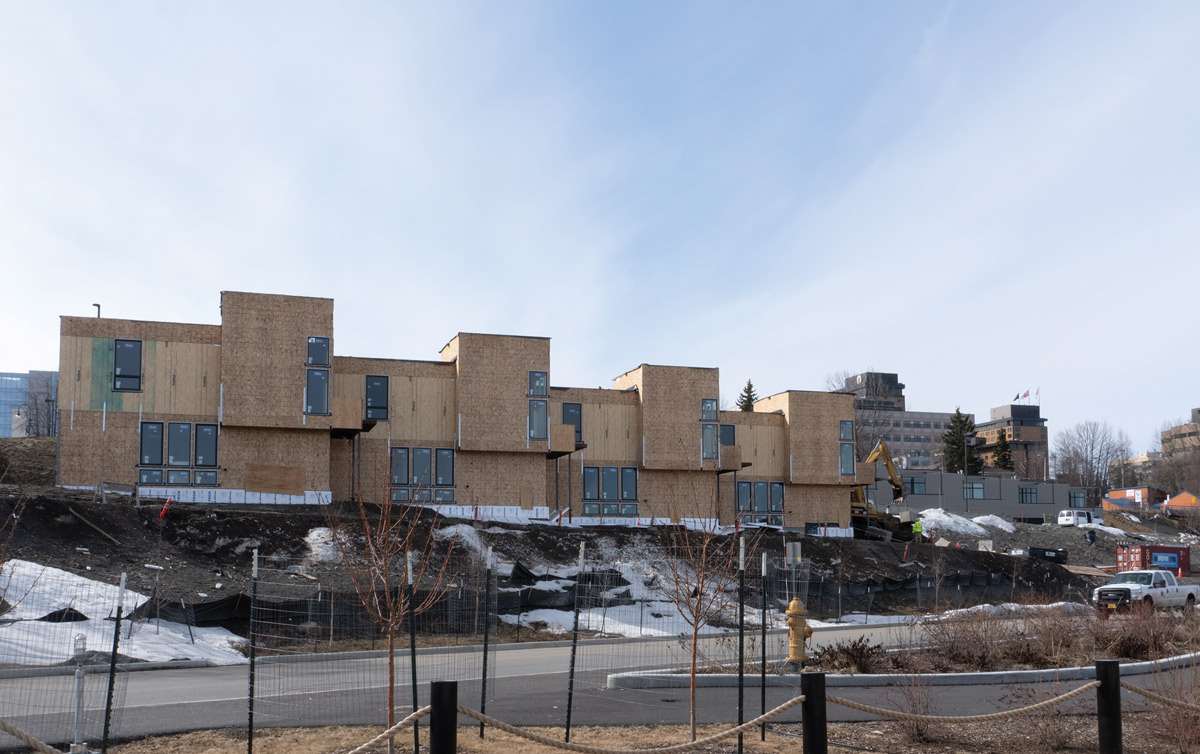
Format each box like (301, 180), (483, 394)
(1108, 452), (1161, 487)
(976, 404), (1048, 479)
(1164, 492), (1200, 514)
(863, 468), (1091, 523)
(1162, 409), (1200, 460)
(838, 371), (966, 470)
(841, 372), (906, 412)
(1104, 485), (1169, 509)
(0, 371), (58, 438)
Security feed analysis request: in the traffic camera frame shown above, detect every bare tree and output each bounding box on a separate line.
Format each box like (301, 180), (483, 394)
(19, 372), (56, 437)
(325, 487), (454, 748)
(1053, 421), (1126, 507)
(656, 479), (756, 741)
(824, 368), (896, 461)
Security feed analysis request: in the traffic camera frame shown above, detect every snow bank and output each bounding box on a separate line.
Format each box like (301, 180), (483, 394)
(499, 601), (736, 638)
(1079, 523), (1127, 537)
(932, 602), (1092, 621)
(971, 515), (1016, 533)
(435, 523), (486, 555)
(305, 528), (340, 562)
(0, 561), (247, 666)
(919, 509), (987, 537)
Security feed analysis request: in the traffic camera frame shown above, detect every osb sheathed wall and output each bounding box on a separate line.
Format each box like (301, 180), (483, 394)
(219, 292), (334, 430)
(446, 333), (550, 454)
(783, 484), (850, 528)
(332, 356), (457, 446)
(614, 365), (720, 470)
(550, 386), (640, 464)
(218, 427), (329, 493)
(756, 391), (855, 486)
(456, 450), (546, 509)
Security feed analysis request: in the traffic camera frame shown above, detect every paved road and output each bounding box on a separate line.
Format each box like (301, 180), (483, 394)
(0, 621), (1129, 746)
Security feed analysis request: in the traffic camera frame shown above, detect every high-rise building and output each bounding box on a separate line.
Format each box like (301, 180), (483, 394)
(976, 404), (1048, 479)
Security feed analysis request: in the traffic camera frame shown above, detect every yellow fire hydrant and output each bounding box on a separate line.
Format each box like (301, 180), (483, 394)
(785, 597), (812, 668)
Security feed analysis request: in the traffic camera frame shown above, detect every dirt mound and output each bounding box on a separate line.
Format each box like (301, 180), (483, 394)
(0, 438), (56, 485)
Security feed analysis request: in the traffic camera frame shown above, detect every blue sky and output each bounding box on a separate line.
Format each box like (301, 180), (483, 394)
(1, 2), (1197, 452)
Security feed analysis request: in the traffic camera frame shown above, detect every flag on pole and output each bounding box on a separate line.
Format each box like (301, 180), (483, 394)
(1021, 390), (1029, 399)
(1013, 393), (1019, 401)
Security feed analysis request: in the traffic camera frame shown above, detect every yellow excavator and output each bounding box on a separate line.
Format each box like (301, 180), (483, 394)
(850, 439), (906, 529)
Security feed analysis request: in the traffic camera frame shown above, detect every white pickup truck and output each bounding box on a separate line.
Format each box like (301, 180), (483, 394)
(1093, 569), (1200, 614)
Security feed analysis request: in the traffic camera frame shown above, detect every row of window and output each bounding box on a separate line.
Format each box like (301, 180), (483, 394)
(140, 422), (218, 467)
(741, 514), (784, 526)
(392, 488), (456, 503)
(902, 476), (927, 495)
(700, 423), (737, 459)
(737, 481), (784, 513)
(139, 469), (218, 486)
(583, 466), (638, 501)
(389, 447), (455, 487)
(582, 502), (639, 517)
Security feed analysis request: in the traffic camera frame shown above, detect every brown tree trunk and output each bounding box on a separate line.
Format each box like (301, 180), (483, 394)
(387, 627), (395, 754)
(690, 623), (699, 741)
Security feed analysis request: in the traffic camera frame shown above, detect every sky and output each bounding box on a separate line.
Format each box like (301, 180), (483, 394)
(1, 2), (1197, 454)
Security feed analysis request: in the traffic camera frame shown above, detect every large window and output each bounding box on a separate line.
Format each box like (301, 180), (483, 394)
(306, 369), (329, 414)
(412, 448), (432, 486)
(720, 424), (736, 446)
(840, 420), (854, 441)
(754, 482), (769, 512)
(583, 467), (599, 501)
(839, 443), (855, 475)
(964, 482), (984, 500)
(390, 447), (409, 485)
(365, 375), (389, 420)
(902, 476), (926, 495)
(194, 470), (217, 486)
(113, 339), (142, 392)
(167, 422), (191, 466)
(167, 469), (191, 485)
(138, 468), (163, 485)
(529, 400), (548, 440)
(195, 424), (218, 467)
(770, 482), (784, 512)
(307, 337), (330, 366)
(563, 403), (582, 444)
(529, 371), (548, 397)
(1019, 487), (1038, 504)
(737, 481), (783, 525)
(139, 422), (163, 466)
(435, 448), (454, 486)
(621, 467), (638, 500)
(601, 466), (619, 501)
(702, 423), (717, 460)
(701, 398), (718, 422)
(1069, 491), (1086, 508)
(737, 482), (752, 511)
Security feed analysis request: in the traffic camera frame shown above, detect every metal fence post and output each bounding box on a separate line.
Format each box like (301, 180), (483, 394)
(1096, 659), (1123, 754)
(800, 672), (827, 754)
(408, 557), (419, 754)
(737, 537), (745, 754)
(101, 573), (126, 753)
(429, 681), (458, 754)
(565, 543), (585, 742)
(247, 550), (259, 754)
(760, 552), (767, 741)
(480, 547), (492, 739)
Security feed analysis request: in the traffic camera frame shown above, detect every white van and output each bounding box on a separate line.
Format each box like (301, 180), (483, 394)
(1058, 510), (1104, 527)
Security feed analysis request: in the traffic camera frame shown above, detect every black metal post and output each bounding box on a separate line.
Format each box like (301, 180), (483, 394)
(761, 554), (767, 741)
(480, 550), (492, 738)
(101, 574), (126, 754)
(429, 681), (458, 754)
(801, 672), (827, 754)
(247, 551), (259, 754)
(737, 538), (745, 754)
(409, 581), (419, 754)
(565, 543), (584, 742)
(1097, 659), (1123, 754)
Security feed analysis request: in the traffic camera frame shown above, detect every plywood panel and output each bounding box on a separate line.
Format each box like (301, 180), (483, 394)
(741, 425), (785, 477)
(245, 463), (306, 495)
(332, 397), (362, 429)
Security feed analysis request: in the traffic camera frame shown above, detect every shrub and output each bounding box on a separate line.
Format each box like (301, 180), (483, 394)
(811, 636), (885, 674)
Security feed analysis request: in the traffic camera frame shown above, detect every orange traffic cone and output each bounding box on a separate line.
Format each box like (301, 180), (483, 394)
(1179, 567), (1184, 578)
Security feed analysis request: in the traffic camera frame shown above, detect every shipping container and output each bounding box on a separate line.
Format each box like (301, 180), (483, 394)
(1115, 543), (1191, 575)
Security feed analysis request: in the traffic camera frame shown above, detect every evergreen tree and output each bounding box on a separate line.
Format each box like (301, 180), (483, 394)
(942, 408), (984, 475)
(993, 428), (1014, 471)
(736, 379), (759, 412)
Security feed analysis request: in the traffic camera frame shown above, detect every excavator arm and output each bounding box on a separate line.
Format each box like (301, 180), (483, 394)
(864, 439), (906, 505)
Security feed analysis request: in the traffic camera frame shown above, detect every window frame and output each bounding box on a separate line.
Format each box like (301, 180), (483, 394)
(701, 398), (718, 422)
(528, 371), (548, 397)
(138, 468), (164, 485)
(719, 424), (736, 447)
(306, 368), (330, 415)
(435, 448), (454, 487)
(113, 339), (143, 392)
(964, 482), (984, 500)
(563, 402), (582, 444)
(582, 466), (599, 501)
(1068, 491), (1086, 509)
(390, 447), (410, 486)
(529, 399), (548, 440)
(770, 482), (784, 513)
(194, 470), (218, 486)
(839, 442), (855, 475)
(737, 481), (751, 512)
(167, 469), (191, 485)
(365, 375), (389, 420)
(139, 422), (164, 466)
(620, 467), (637, 501)
(306, 336), (330, 367)
(411, 447), (432, 487)
(702, 423), (718, 460)
(167, 422), (192, 467)
(601, 466), (619, 501)
(582, 502), (600, 516)
(1019, 487), (1038, 504)
(194, 424), (218, 467)
(840, 420), (854, 441)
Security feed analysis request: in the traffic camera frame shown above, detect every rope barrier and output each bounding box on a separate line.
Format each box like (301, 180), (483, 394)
(454, 694), (806, 754)
(1121, 682), (1200, 713)
(828, 680), (1099, 724)
(0, 720), (66, 754)
(344, 706), (432, 754)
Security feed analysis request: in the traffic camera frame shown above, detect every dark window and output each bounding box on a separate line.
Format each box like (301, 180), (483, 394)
(365, 375), (389, 420)
(620, 503), (638, 517)
(167, 422), (191, 466)
(702, 423), (717, 459)
(306, 369), (329, 414)
(390, 447), (409, 486)
(167, 469), (191, 485)
(621, 467), (637, 500)
(964, 482), (984, 500)
(433, 489), (455, 503)
(737, 482), (751, 511)
(720, 424), (736, 446)
(113, 339), (142, 391)
(140, 422), (163, 466)
(701, 398), (718, 422)
(529, 400), (548, 440)
(903, 476), (926, 495)
(754, 482), (769, 512)
(138, 468), (163, 485)
(435, 448), (454, 486)
(391, 488), (410, 503)
(413, 488), (431, 502)
(563, 403), (582, 444)
(412, 448), (431, 486)
(194, 470), (217, 486)
(307, 337), (330, 366)
(770, 482), (784, 512)
(1069, 491), (1086, 508)
(601, 502), (619, 516)
(195, 424), (218, 467)
(839, 443), (855, 475)
(1019, 487), (1038, 504)
(583, 467), (599, 500)
(840, 420), (854, 441)
(583, 502), (600, 516)
(601, 466), (619, 501)
(529, 371), (548, 397)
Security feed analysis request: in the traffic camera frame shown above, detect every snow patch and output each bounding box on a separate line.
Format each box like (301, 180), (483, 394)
(1079, 523), (1127, 537)
(918, 509), (987, 537)
(435, 523), (486, 555)
(305, 528), (340, 563)
(971, 515), (1015, 533)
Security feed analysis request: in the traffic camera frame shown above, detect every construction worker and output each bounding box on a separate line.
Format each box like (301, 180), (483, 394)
(912, 519), (924, 542)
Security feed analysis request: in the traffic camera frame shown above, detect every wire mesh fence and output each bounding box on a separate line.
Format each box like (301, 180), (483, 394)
(0, 561), (130, 752)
